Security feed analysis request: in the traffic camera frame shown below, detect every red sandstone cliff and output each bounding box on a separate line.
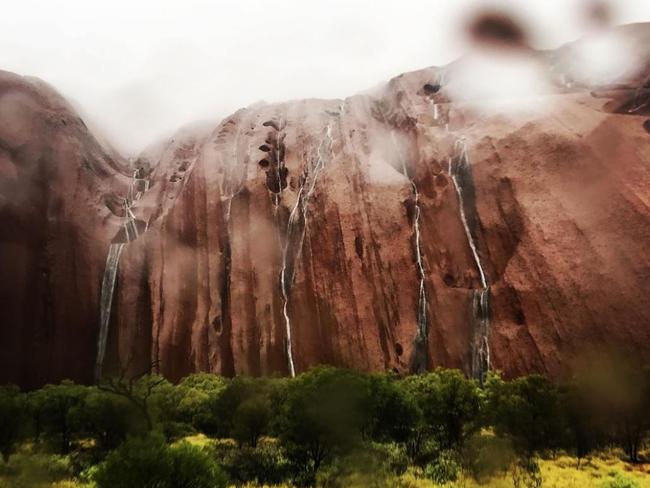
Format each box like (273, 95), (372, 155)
(1, 24), (650, 387)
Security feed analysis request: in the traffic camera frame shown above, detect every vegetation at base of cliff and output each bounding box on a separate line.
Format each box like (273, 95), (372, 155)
(0, 364), (649, 487)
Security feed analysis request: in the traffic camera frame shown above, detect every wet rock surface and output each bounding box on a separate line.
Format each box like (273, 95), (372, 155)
(1, 25), (650, 387)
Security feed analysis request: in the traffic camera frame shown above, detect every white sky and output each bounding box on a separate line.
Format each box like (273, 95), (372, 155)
(2, 0), (650, 154)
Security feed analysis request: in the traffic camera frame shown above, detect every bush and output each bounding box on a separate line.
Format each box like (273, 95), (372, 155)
(316, 447), (402, 488)
(462, 432), (516, 482)
(217, 438), (289, 485)
(511, 458), (542, 488)
(423, 450), (461, 484)
(94, 433), (227, 488)
(0, 450), (73, 488)
(601, 472), (640, 488)
(369, 442), (410, 476)
(169, 441), (228, 488)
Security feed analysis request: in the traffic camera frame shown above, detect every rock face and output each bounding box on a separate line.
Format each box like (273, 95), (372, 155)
(1, 24), (650, 387)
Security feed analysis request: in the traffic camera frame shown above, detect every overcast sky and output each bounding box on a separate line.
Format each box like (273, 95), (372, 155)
(2, 0), (650, 154)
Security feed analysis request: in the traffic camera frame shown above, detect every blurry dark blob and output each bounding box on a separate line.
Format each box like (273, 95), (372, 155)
(467, 10), (528, 50)
(585, 0), (612, 28)
(134, 179), (149, 193)
(423, 83), (441, 94)
(104, 194), (127, 217)
(259, 144), (271, 152)
(258, 159), (270, 168)
(643, 119), (650, 133)
(606, 89), (650, 116)
(266, 171), (288, 193)
(262, 120), (280, 131)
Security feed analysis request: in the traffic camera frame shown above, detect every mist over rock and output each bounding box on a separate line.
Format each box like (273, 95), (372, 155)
(1, 24), (650, 387)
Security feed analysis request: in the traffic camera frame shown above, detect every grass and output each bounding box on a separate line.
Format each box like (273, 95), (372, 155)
(537, 454), (650, 488)
(389, 455), (650, 488)
(1, 443), (648, 487)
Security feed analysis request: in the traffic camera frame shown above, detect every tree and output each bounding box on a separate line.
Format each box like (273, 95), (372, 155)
(485, 373), (566, 459)
(153, 373), (228, 437)
(612, 367), (650, 463)
(97, 362), (168, 432)
(27, 381), (87, 453)
(276, 367), (370, 486)
(211, 376), (277, 447)
(567, 356), (650, 463)
(70, 388), (137, 452)
(0, 385), (27, 461)
(363, 373), (419, 445)
(561, 382), (605, 464)
(176, 373), (228, 432)
(402, 369), (482, 452)
(232, 396), (272, 448)
(216, 438), (290, 485)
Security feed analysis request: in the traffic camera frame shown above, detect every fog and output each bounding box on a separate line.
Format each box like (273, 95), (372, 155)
(2, 0), (650, 155)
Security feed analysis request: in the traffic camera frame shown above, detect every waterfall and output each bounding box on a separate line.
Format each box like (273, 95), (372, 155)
(448, 139), (491, 382)
(279, 188), (303, 378)
(278, 117), (336, 377)
(413, 186), (427, 337)
(448, 142), (487, 288)
(412, 181), (428, 365)
(386, 128), (429, 371)
(377, 75), (430, 369)
(95, 242), (125, 380)
(95, 169), (148, 381)
(472, 287), (490, 380)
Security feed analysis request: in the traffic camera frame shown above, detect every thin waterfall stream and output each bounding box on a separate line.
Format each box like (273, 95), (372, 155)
(95, 242), (125, 380)
(378, 78), (431, 370)
(448, 139), (490, 382)
(278, 116), (337, 377)
(392, 130), (429, 371)
(95, 169), (148, 381)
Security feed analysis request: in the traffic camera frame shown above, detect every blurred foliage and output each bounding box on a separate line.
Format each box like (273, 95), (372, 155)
(93, 432), (227, 488)
(0, 362), (649, 487)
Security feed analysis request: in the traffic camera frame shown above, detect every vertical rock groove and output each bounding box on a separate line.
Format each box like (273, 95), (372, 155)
(392, 130), (429, 372)
(449, 139), (490, 382)
(95, 169), (149, 380)
(95, 242), (124, 380)
(376, 82), (430, 372)
(278, 114), (337, 377)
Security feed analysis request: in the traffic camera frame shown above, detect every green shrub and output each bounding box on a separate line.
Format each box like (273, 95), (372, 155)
(462, 432), (516, 482)
(369, 442), (410, 476)
(600, 472), (640, 488)
(217, 438), (289, 485)
(423, 450), (461, 484)
(316, 447), (401, 488)
(0, 450), (73, 488)
(169, 441), (228, 488)
(94, 433), (226, 488)
(511, 458), (542, 488)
